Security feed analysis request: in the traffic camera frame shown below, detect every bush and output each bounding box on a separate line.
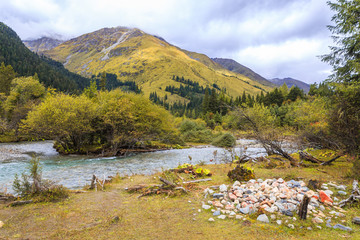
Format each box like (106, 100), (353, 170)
(227, 165), (255, 182)
(13, 157), (69, 202)
(179, 119), (213, 143)
(211, 133), (236, 147)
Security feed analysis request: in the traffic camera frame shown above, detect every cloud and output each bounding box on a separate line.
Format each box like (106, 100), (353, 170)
(0, 0), (334, 83)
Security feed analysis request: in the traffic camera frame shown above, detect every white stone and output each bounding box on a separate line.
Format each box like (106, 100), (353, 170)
(218, 215), (226, 220)
(288, 224), (295, 229)
(257, 214), (269, 223)
(312, 217), (324, 224)
(219, 184), (228, 192)
(271, 214), (276, 220)
(320, 205), (325, 211)
(236, 215), (242, 220)
(0, 221), (3, 228)
(336, 185), (347, 191)
(324, 190), (333, 196)
(316, 226), (322, 229)
(208, 218), (215, 222)
(276, 220), (282, 225)
(202, 205), (211, 210)
(233, 181), (241, 187)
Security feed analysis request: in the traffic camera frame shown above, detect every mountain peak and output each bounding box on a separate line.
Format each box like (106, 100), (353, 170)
(269, 77), (310, 92)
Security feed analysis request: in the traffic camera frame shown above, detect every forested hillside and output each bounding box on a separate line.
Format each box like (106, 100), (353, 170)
(0, 22), (89, 92)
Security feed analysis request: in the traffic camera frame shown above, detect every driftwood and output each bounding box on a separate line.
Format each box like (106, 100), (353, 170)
(298, 195), (311, 220)
(238, 110), (299, 167)
(160, 177), (176, 187)
(9, 200), (33, 207)
(89, 174), (105, 191)
(182, 178), (212, 184)
(339, 180), (360, 207)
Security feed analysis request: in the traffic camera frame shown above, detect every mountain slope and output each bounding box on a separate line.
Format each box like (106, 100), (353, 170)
(212, 58), (274, 87)
(44, 27), (272, 100)
(270, 77), (310, 92)
(23, 37), (64, 54)
(0, 22), (89, 92)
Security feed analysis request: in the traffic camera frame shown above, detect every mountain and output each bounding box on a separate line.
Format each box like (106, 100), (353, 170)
(270, 77), (310, 92)
(23, 37), (64, 54)
(211, 58), (275, 87)
(43, 26), (272, 101)
(0, 22), (89, 92)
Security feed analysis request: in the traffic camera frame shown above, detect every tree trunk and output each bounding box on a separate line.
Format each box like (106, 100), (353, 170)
(298, 195), (311, 220)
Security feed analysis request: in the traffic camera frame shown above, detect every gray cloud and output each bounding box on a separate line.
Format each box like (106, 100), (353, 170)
(0, 0), (334, 83)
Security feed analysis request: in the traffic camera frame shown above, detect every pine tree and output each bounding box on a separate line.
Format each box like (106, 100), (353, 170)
(100, 72), (106, 91)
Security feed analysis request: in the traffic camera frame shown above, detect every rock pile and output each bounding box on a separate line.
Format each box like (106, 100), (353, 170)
(202, 178), (354, 231)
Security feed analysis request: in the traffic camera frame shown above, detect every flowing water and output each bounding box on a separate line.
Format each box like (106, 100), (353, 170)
(0, 140), (296, 193)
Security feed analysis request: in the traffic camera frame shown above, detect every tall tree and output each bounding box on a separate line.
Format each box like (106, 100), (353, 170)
(321, 0), (360, 84)
(0, 62), (16, 95)
(100, 72), (107, 91)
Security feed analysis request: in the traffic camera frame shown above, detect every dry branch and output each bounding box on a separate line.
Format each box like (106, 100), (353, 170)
(9, 200), (33, 207)
(339, 180), (360, 207)
(320, 155), (342, 166)
(182, 178), (212, 184)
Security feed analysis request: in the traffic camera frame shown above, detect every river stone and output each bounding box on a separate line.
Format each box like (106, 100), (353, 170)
(204, 188), (214, 195)
(233, 181), (241, 187)
(333, 224), (352, 231)
(312, 217), (323, 224)
(208, 218), (215, 222)
(0, 221), (3, 228)
(336, 185), (347, 191)
(212, 193), (224, 199)
(324, 190), (333, 196)
(219, 184), (227, 192)
(213, 210), (221, 216)
(257, 214), (269, 223)
(276, 220), (282, 225)
(218, 215), (226, 220)
(239, 206), (250, 214)
(353, 217), (360, 225)
(338, 191), (347, 195)
(288, 224), (295, 229)
(282, 210), (294, 217)
(202, 204), (211, 210)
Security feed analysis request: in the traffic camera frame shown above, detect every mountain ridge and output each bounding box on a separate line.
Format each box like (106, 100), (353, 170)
(37, 26), (272, 101)
(269, 77), (310, 92)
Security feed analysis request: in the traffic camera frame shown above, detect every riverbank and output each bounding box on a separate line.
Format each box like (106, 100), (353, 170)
(0, 154), (359, 239)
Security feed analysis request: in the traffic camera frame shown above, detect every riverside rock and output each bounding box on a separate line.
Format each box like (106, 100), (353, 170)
(353, 217), (360, 225)
(333, 224), (352, 231)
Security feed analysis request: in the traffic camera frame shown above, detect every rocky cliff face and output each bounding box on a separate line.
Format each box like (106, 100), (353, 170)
(23, 37), (64, 54)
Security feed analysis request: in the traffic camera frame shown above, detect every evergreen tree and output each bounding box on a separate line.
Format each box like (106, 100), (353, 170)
(100, 72), (106, 91)
(0, 62), (16, 95)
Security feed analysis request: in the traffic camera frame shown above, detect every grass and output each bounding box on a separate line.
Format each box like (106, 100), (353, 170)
(0, 151), (359, 239)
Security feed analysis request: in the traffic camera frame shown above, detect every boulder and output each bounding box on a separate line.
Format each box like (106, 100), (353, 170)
(257, 214), (269, 223)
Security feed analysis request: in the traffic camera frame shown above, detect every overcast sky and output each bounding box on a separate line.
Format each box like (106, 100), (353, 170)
(0, 0), (335, 84)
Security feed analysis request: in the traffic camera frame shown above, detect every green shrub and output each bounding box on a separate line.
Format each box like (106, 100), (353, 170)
(227, 165), (255, 182)
(211, 133), (236, 147)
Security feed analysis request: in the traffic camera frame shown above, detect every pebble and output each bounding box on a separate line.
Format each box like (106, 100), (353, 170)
(288, 224), (295, 229)
(218, 215), (226, 220)
(276, 220), (282, 225)
(312, 217), (323, 224)
(0, 221), (3, 228)
(208, 218), (215, 222)
(338, 191), (347, 195)
(270, 214), (276, 220)
(307, 227), (312, 230)
(353, 217), (360, 225)
(317, 226), (322, 230)
(336, 185), (347, 191)
(257, 214), (269, 223)
(236, 215), (242, 220)
(213, 210), (221, 216)
(202, 204), (211, 210)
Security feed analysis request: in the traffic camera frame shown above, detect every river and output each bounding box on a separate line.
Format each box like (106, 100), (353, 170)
(0, 140), (295, 193)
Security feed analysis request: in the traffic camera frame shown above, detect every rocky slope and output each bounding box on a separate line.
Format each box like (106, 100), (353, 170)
(23, 37), (64, 54)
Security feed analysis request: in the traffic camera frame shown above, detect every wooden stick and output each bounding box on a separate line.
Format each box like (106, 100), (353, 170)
(321, 155), (342, 166)
(182, 178), (212, 184)
(298, 195), (310, 220)
(159, 177), (176, 187)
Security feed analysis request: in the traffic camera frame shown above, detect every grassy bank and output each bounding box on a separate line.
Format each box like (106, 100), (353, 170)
(0, 152), (359, 239)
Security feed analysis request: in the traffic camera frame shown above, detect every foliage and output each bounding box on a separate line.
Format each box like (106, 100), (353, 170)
(211, 133), (236, 148)
(13, 157), (69, 202)
(0, 62), (16, 95)
(227, 165), (255, 182)
(179, 119), (213, 143)
(21, 89), (180, 154)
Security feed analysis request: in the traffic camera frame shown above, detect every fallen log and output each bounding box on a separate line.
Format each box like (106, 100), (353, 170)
(9, 200), (33, 207)
(339, 180), (360, 208)
(320, 155), (342, 166)
(299, 151), (323, 164)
